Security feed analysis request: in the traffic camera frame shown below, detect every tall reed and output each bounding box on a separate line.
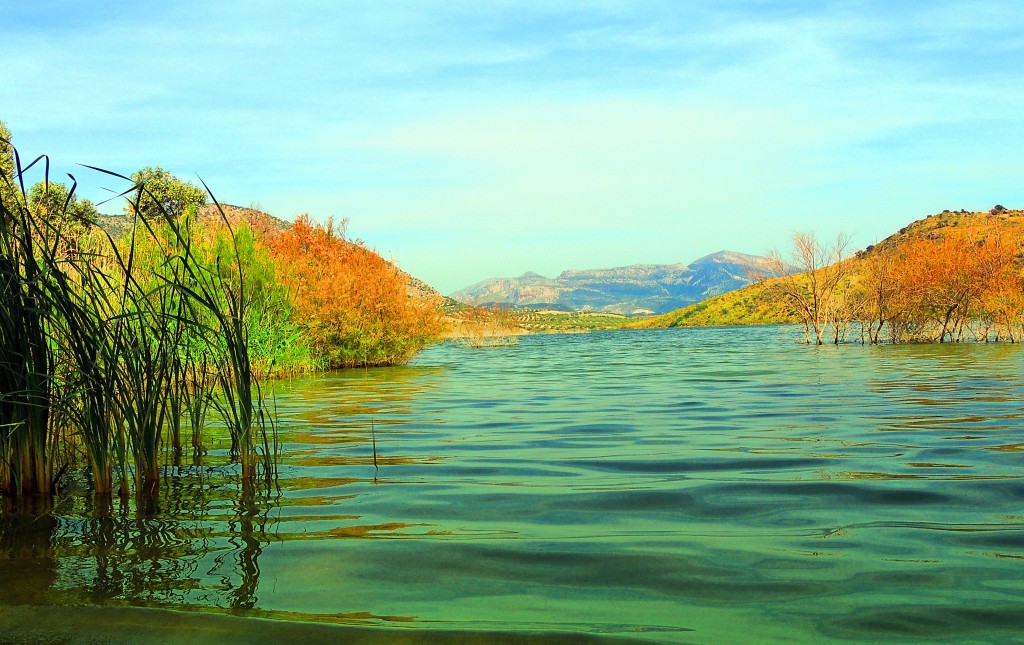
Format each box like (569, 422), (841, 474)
(149, 187), (278, 487)
(0, 152), (56, 498)
(0, 141), (276, 502)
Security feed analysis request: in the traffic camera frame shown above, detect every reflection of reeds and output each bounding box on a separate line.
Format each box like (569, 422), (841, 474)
(0, 143), (275, 503)
(0, 466), (277, 610)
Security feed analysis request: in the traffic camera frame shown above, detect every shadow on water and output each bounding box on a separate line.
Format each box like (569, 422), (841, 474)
(0, 499), (59, 606)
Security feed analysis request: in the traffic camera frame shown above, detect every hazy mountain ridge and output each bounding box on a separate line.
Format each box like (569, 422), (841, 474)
(450, 251), (777, 314)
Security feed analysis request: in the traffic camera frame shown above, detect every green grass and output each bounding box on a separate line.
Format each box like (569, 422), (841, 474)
(628, 284), (796, 329)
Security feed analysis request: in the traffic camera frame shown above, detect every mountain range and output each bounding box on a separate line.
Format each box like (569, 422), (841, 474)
(449, 251), (778, 315)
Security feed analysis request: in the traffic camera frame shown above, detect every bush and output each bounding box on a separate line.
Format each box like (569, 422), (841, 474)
(268, 216), (442, 368)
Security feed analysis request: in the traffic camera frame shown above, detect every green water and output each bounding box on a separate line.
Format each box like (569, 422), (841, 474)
(3, 326), (1024, 643)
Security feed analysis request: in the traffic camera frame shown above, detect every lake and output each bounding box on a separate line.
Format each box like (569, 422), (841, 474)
(2, 326), (1023, 643)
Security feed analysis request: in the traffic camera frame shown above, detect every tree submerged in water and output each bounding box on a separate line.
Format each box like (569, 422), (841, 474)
(763, 232), (852, 345)
(762, 219), (1024, 345)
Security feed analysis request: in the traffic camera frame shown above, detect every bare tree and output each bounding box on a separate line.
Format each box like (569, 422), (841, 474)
(858, 250), (904, 344)
(763, 232), (852, 345)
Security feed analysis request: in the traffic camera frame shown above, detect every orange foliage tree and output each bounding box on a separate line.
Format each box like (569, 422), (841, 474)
(883, 229), (1020, 342)
(856, 250), (906, 344)
(774, 214), (1024, 344)
(975, 232), (1024, 341)
(268, 215), (442, 368)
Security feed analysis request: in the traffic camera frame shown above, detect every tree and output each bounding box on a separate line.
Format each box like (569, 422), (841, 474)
(26, 180), (98, 255)
(981, 264), (1024, 342)
(763, 232), (852, 345)
(1, 120), (17, 207)
(857, 250), (904, 344)
(961, 230), (1019, 341)
(881, 229), (1024, 343)
(28, 180), (99, 226)
(126, 166), (207, 221)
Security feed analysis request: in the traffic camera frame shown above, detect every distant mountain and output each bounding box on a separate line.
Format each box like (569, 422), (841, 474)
(450, 251), (778, 315)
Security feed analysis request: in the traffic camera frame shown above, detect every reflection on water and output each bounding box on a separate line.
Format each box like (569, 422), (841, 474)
(2, 327), (1024, 643)
(0, 468), (277, 613)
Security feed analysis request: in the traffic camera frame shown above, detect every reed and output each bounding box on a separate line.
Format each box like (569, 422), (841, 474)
(44, 236), (126, 495)
(0, 140), (277, 502)
(0, 151), (56, 498)
(155, 187), (277, 487)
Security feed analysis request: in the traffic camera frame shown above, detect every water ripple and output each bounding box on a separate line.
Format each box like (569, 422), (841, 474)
(4, 326), (1024, 643)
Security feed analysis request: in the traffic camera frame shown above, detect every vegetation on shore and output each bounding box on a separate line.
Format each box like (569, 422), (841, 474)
(441, 305), (634, 344)
(268, 215), (442, 369)
(636, 208), (1024, 344)
(1, 147), (275, 501)
(0, 123), (442, 503)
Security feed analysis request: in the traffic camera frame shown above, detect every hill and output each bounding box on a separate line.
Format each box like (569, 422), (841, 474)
(98, 204), (446, 303)
(636, 207), (1024, 331)
(450, 251), (778, 315)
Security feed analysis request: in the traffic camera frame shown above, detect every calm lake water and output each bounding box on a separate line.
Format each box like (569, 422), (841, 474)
(2, 326), (1024, 643)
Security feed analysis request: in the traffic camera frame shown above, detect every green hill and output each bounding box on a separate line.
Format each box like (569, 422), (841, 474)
(629, 280), (793, 328)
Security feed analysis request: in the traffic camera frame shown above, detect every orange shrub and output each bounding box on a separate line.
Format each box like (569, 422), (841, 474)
(268, 215), (442, 368)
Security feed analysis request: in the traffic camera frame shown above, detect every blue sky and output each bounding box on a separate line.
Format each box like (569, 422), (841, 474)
(3, 1), (1022, 294)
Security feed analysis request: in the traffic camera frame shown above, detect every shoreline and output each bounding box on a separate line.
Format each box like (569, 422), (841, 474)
(0, 604), (660, 645)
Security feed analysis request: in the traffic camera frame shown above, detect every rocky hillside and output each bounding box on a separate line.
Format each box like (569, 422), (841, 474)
(95, 203), (290, 240)
(450, 251), (778, 315)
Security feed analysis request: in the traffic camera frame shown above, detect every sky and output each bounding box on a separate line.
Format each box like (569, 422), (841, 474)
(2, 1), (1022, 294)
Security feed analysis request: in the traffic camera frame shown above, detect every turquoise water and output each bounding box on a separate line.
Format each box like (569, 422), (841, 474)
(2, 326), (1024, 643)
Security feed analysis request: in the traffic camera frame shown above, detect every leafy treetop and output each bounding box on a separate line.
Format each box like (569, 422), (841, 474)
(28, 180), (99, 228)
(127, 166), (207, 221)
(1, 120), (16, 205)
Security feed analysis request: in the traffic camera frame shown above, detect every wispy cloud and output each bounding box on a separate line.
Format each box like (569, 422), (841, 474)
(2, 1), (1021, 292)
